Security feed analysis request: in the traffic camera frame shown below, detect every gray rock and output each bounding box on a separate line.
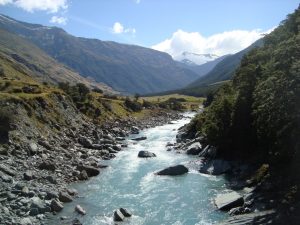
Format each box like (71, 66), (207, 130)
(78, 136), (93, 148)
(19, 217), (32, 225)
(75, 205), (86, 215)
(215, 192), (244, 211)
(23, 171), (34, 181)
(29, 143), (38, 154)
(114, 209), (125, 221)
(78, 170), (88, 180)
(138, 151), (156, 158)
(199, 160), (231, 175)
(50, 199), (64, 212)
(29, 208), (39, 216)
(46, 191), (59, 200)
(217, 210), (275, 225)
(77, 165), (99, 177)
(131, 126), (139, 134)
(120, 208), (132, 217)
(59, 192), (73, 203)
(156, 165), (188, 176)
(131, 136), (147, 141)
(30, 197), (48, 214)
(21, 186), (29, 196)
(198, 145), (217, 158)
(38, 161), (56, 171)
(186, 142), (202, 155)
(46, 175), (57, 184)
(0, 164), (16, 176)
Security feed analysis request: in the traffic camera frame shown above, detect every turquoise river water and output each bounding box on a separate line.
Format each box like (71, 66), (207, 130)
(48, 112), (228, 225)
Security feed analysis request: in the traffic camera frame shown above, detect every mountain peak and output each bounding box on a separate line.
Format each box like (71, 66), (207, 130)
(175, 52), (219, 65)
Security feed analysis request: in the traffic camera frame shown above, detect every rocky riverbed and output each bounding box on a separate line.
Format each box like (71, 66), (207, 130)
(0, 104), (183, 225)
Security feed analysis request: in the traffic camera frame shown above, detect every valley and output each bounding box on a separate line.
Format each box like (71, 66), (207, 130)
(0, 2), (299, 225)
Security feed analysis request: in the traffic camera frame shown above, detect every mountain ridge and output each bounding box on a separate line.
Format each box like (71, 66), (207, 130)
(0, 14), (200, 95)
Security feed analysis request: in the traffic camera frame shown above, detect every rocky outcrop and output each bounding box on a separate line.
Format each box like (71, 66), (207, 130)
(214, 192), (244, 211)
(138, 151), (156, 158)
(199, 159), (231, 175)
(217, 210), (275, 225)
(156, 165), (189, 176)
(186, 142), (202, 155)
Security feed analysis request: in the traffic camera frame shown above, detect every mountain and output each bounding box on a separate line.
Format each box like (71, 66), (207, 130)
(187, 39), (264, 88)
(147, 40), (263, 97)
(176, 54), (230, 78)
(0, 28), (114, 93)
(0, 14), (200, 95)
(175, 52), (219, 65)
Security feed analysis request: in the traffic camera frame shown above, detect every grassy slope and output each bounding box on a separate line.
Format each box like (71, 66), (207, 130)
(0, 28), (115, 93)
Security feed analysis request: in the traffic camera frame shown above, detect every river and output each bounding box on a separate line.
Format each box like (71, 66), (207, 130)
(48, 112), (228, 225)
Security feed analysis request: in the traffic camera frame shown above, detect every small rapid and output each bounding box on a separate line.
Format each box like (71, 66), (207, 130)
(48, 112), (228, 225)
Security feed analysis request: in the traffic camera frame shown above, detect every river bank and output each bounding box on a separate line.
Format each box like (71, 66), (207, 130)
(0, 101), (183, 225)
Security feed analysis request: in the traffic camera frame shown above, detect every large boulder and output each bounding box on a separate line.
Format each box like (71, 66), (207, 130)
(59, 192), (73, 202)
(120, 208), (132, 217)
(114, 209), (125, 221)
(156, 165), (188, 176)
(214, 192), (244, 211)
(138, 151), (156, 158)
(77, 165), (100, 177)
(186, 142), (202, 155)
(50, 199), (64, 212)
(131, 136), (147, 141)
(199, 160), (231, 175)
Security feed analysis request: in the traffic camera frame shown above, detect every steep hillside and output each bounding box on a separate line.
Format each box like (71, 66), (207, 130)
(0, 28), (114, 93)
(0, 14), (200, 95)
(188, 5), (300, 172)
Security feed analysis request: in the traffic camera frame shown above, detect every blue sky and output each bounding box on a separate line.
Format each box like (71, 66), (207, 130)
(0, 0), (299, 57)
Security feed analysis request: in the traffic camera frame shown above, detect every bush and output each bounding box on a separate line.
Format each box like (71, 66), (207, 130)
(0, 108), (13, 143)
(124, 97), (142, 112)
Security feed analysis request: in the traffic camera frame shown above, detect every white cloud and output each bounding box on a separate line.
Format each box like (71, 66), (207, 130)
(0, 0), (13, 5)
(112, 22), (124, 34)
(112, 22), (136, 35)
(135, 0), (141, 3)
(50, 16), (67, 25)
(0, 0), (68, 13)
(152, 29), (270, 59)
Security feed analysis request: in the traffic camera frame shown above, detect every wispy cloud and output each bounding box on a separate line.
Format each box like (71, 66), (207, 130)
(50, 16), (67, 25)
(0, 0), (68, 13)
(135, 0), (141, 4)
(152, 28), (272, 59)
(112, 22), (136, 35)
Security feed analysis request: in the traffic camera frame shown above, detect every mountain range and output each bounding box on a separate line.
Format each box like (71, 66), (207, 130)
(0, 14), (201, 95)
(175, 52), (219, 65)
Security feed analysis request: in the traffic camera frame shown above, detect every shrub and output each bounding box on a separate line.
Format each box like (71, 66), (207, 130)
(0, 108), (13, 143)
(124, 97), (142, 112)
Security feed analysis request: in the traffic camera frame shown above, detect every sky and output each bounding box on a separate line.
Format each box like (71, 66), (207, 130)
(0, 0), (299, 59)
